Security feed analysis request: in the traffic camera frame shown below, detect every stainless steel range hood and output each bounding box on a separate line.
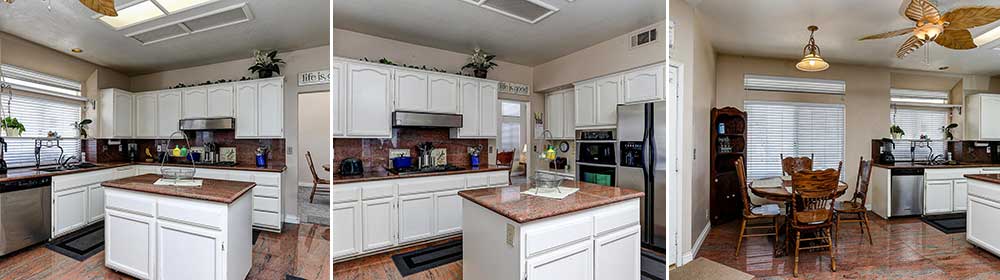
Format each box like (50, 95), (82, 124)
(392, 111), (463, 128)
(179, 117), (235, 130)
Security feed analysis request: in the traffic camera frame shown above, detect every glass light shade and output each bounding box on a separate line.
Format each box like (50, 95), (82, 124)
(915, 24), (943, 41)
(796, 54), (829, 72)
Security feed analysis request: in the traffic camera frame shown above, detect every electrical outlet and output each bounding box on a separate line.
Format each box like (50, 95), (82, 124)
(506, 223), (515, 246)
(705, 209), (709, 220)
(287, 146), (293, 155)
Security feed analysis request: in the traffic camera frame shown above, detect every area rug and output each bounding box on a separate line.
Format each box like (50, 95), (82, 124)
(669, 257), (754, 280)
(641, 250), (667, 280)
(46, 222), (104, 261)
(391, 239), (463, 277)
(922, 213), (966, 234)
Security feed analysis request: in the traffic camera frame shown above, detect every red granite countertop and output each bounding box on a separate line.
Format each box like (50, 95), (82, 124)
(128, 162), (286, 172)
(457, 180), (644, 224)
(0, 162), (134, 183)
(873, 162), (1000, 169)
(965, 174), (1000, 184)
(332, 165), (510, 184)
(101, 174), (255, 203)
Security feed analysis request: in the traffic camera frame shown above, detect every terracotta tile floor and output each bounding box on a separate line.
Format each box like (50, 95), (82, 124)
(696, 212), (1000, 279)
(332, 237), (463, 280)
(0, 223), (329, 280)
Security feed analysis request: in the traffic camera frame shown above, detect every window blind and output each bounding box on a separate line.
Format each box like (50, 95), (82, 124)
(890, 88), (949, 104)
(0, 64), (83, 167)
(889, 106), (948, 161)
(745, 101), (845, 179)
(744, 74), (846, 95)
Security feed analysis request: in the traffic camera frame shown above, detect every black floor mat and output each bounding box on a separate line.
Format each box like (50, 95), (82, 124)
(391, 239), (462, 277)
(253, 229), (261, 244)
(641, 250), (667, 280)
(46, 222), (104, 261)
(285, 274), (307, 280)
(922, 213), (966, 234)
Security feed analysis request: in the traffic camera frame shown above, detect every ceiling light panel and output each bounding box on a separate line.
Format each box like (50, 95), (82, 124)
(155, 0), (218, 13)
(461, 0), (559, 24)
(975, 25), (1000, 47)
(99, 1), (165, 30)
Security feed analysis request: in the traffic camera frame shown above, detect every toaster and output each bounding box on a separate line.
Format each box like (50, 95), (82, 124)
(339, 158), (364, 176)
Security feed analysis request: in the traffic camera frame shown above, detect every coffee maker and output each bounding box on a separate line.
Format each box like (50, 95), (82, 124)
(879, 138), (896, 164)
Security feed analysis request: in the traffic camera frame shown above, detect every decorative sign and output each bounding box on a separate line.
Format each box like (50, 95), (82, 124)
(297, 69), (330, 86)
(498, 81), (530, 96)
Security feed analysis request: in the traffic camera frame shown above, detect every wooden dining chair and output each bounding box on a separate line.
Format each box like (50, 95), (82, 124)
(835, 157), (873, 245)
(305, 151), (330, 203)
(790, 168), (840, 277)
(781, 153), (814, 176)
(734, 157), (781, 257)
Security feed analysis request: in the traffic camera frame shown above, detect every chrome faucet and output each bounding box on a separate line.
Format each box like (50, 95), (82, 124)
(61, 155), (78, 168)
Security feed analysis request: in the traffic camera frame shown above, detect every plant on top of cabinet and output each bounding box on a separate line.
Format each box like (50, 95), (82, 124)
(72, 119), (92, 139)
(2, 116), (24, 137)
(462, 48), (498, 79)
(249, 49), (285, 79)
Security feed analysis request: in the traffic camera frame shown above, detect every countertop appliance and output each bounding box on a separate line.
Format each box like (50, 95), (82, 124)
(617, 102), (666, 252)
(339, 158), (364, 176)
(890, 168), (924, 217)
(179, 117), (235, 130)
(0, 176), (51, 256)
(879, 138), (896, 164)
(392, 111), (463, 128)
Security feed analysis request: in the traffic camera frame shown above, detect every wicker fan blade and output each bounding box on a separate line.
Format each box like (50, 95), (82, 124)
(943, 6), (1000, 30)
(934, 29), (977, 49)
(859, 28), (913, 40)
(896, 36), (925, 58)
(921, 0), (941, 21)
(904, 0), (925, 21)
(79, 0), (117, 17)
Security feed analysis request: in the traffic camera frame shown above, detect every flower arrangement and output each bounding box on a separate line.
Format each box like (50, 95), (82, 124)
(72, 119), (92, 139)
(462, 48), (498, 78)
(248, 49), (285, 78)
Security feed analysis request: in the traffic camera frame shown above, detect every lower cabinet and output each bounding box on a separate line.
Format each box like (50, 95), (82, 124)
(925, 180), (953, 214)
(105, 209), (156, 280)
(53, 187), (89, 238)
(434, 190), (463, 235)
(526, 240), (594, 280)
(88, 184), (105, 223)
(954, 179), (969, 212)
(331, 201), (361, 258)
(156, 219), (223, 280)
(362, 196), (396, 251)
(398, 193), (435, 243)
(594, 225), (641, 280)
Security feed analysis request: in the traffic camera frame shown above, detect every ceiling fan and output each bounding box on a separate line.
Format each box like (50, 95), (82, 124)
(858, 0), (1000, 58)
(0, 0), (116, 16)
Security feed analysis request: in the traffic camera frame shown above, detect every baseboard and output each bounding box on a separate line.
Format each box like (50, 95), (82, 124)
(284, 214), (300, 224)
(680, 222), (711, 265)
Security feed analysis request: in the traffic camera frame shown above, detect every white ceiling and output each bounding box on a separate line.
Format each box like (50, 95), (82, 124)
(693, 0), (1000, 75)
(332, 0), (666, 66)
(0, 0), (329, 75)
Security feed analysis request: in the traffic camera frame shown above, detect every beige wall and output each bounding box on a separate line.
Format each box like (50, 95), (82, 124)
(297, 92), (330, 185)
(131, 45), (331, 223)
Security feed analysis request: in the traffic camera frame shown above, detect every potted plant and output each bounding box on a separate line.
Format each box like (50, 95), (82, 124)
(462, 48), (498, 79)
(2, 116), (25, 137)
(890, 124), (905, 139)
(72, 119), (93, 139)
(248, 49), (285, 78)
(942, 123), (958, 140)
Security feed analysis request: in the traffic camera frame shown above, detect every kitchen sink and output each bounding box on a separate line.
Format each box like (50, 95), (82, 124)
(37, 163), (99, 172)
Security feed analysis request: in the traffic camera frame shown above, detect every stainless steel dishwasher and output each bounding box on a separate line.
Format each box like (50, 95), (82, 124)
(0, 176), (51, 256)
(891, 168), (924, 217)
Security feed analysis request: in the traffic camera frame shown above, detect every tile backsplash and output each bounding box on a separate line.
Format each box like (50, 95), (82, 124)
(84, 130), (285, 166)
(332, 128), (488, 173)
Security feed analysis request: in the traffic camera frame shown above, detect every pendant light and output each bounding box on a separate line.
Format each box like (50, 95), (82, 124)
(796, 25), (830, 72)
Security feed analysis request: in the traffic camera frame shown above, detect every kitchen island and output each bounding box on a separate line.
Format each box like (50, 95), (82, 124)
(458, 180), (644, 280)
(101, 174), (254, 280)
(965, 174), (1000, 257)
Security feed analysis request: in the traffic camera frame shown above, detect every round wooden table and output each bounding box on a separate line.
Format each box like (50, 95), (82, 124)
(748, 176), (850, 257)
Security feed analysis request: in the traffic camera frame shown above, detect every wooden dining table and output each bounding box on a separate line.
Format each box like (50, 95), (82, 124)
(749, 176), (849, 257)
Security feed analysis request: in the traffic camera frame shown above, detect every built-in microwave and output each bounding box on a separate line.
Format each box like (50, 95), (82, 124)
(577, 130), (616, 165)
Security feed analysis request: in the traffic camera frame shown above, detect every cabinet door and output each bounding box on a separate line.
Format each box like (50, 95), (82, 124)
(925, 180), (954, 214)
(257, 79), (284, 137)
(563, 90), (575, 138)
(114, 92), (134, 138)
(546, 93), (564, 139)
(428, 74), (459, 113)
(623, 65), (664, 104)
(235, 82), (258, 137)
(575, 83), (596, 127)
(156, 220), (223, 280)
(395, 70), (429, 112)
(594, 225), (640, 280)
(525, 240), (593, 280)
(362, 197), (396, 251)
(105, 209), (155, 280)
(595, 76), (621, 126)
(347, 64), (393, 138)
(182, 88), (208, 119)
(479, 82), (498, 137)
(434, 190), (462, 235)
(134, 94), (158, 138)
(954, 179), (969, 211)
(88, 184), (104, 223)
(206, 85), (235, 117)
(53, 187), (88, 237)
(458, 80), (480, 137)
(332, 62), (346, 136)
(981, 95), (1000, 139)
(398, 193), (435, 243)
(157, 91), (182, 138)
(332, 201), (362, 258)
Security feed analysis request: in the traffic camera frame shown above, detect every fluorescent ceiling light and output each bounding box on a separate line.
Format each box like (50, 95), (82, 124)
(974, 25), (1000, 46)
(99, 1), (165, 29)
(156, 0), (215, 13)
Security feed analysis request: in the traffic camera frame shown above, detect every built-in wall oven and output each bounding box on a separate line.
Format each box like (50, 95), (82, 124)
(577, 130), (616, 186)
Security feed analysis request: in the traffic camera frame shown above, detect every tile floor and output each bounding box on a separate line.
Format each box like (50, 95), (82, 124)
(332, 237), (463, 280)
(696, 212), (1000, 279)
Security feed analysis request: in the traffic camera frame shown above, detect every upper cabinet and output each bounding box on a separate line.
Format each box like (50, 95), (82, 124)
(452, 79), (498, 139)
(98, 88), (134, 139)
(965, 93), (1000, 140)
(346, 63), (393, 138)
(622, 64), (665, 104)
(181, 88), (207, 119)
(546, 89), (575, 140)
(206, 84), (235, 117)
(157, 90), (182, 138)
(332, 61), (346, 137)
(394, 70), (460, 114)
(235, 81), (259, 138)
(134, 93), (158, 138)
(595, 76), (621, 125)
(234, 77), (284, 139)
(428, 74), (459, 114)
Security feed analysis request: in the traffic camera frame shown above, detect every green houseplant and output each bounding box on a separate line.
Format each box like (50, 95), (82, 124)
(462, 48), (498, 78)
(942, 123), (958, 140)
(2, 116), (25, 137)
(72, 119), (93, 139)
(890, 124), (905, 139)
(248, 49), (285, 78)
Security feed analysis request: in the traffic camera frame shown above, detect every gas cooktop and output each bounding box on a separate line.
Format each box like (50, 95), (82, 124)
(386, 165), (465, 175)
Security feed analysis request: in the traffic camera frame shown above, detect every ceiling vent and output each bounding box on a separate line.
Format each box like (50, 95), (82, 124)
(461, 0), (559, 24)
(125, 3), (253, 45)
(630, 26), (659, 49)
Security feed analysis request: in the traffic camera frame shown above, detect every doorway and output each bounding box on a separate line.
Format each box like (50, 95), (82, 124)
(499, 100), (528, 184)
(668, 63), (683, 266)
(297, 91), (330, 226)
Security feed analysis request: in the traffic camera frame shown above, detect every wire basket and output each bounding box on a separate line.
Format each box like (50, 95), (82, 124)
(530, 174), (564, 193)
(160, 131), (196, 181)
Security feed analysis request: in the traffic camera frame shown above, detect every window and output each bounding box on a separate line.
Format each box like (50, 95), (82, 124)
(500, 101), (524, 153)
(889, 106), (948, 161)
(0, 64), (83, 168)
(890, 88), (949, 104)
(745, 101), (845, 179)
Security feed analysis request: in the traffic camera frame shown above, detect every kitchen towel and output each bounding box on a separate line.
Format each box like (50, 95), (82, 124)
(153, 179), (203, 187)
(521, 187), (579, 199)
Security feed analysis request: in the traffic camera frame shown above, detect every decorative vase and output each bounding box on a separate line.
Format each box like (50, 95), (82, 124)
(474, 69), (488, 79)
(258, 70), (274, 78)
(891, 132), (902, 139)
(4, 128), (20, 137)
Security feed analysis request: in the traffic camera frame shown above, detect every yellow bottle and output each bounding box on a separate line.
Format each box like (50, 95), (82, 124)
(172, 145), (181, 157)
(545, 145), (556, 160)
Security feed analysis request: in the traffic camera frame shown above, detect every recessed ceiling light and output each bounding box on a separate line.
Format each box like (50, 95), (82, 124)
(71, 48), (83, 53)
(99, 1), (165, 29)
(156, 0), (216, 13)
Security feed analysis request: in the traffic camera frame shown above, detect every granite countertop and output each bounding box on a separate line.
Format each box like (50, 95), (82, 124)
(965, 174), (1000, 184)
(457, 180), (644, 224)
(0, 162), (134, 183)
(128, 161), (287, 172)
(873, 162), (1000, 169)
(101, 174), (255, 203)
(332, 165), (511, 184)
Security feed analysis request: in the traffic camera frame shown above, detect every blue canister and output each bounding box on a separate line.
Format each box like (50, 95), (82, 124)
(256, 154), (267, 167)
(470, 155), (480, 168)
(718, 123), (726, 134)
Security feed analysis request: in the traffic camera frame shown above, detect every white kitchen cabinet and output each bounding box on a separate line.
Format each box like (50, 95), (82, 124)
(525, 240), (594, 280)
(257, 79), (284, 137)
(157, 90), (182, 138)
(622, 64), (665, 104)
(398, 193), (435, 243)
(456, 80), (481, 138)
(479, 82), (498, 137)
(105, 208), (155, 280)
(52, 169), (114, 238)
(954, 179), (969, 211)
(965, 93), (1000, 140)
(235, 81), (259, 138)
(53, 187), (88, 237)
(395, 70), (429, 112)
(967, 179), (1000, 258)
(362, 196), (396, 251)
(595, 76), (621, 126)
(182, 87), (208, 119)
(206, 84), (235, 117)
(99, 88), (134, 138)
(452, 79), (498, 138)
(428, 74), (460, 114)
(546, 89), (575, 139)
(434, 190), (462, 235)
(347, 63), (393, 138)
(156, 219), (224, 280)
(594, 225), (641, 280)
(575, 82), (597, 128)
(332, 61), (346, 137)
(88, 184), (104, 223)
(925, 180), (954, 214)
(331, 201), (362, 258)
(134, 93), (158, 138)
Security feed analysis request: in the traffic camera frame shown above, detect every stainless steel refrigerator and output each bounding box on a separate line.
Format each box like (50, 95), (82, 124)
(617, 102), (666, 252)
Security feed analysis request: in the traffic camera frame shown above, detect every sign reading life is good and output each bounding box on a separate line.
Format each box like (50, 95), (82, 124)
(498, 81), (530, 96)
(298, 69), (330, 86)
